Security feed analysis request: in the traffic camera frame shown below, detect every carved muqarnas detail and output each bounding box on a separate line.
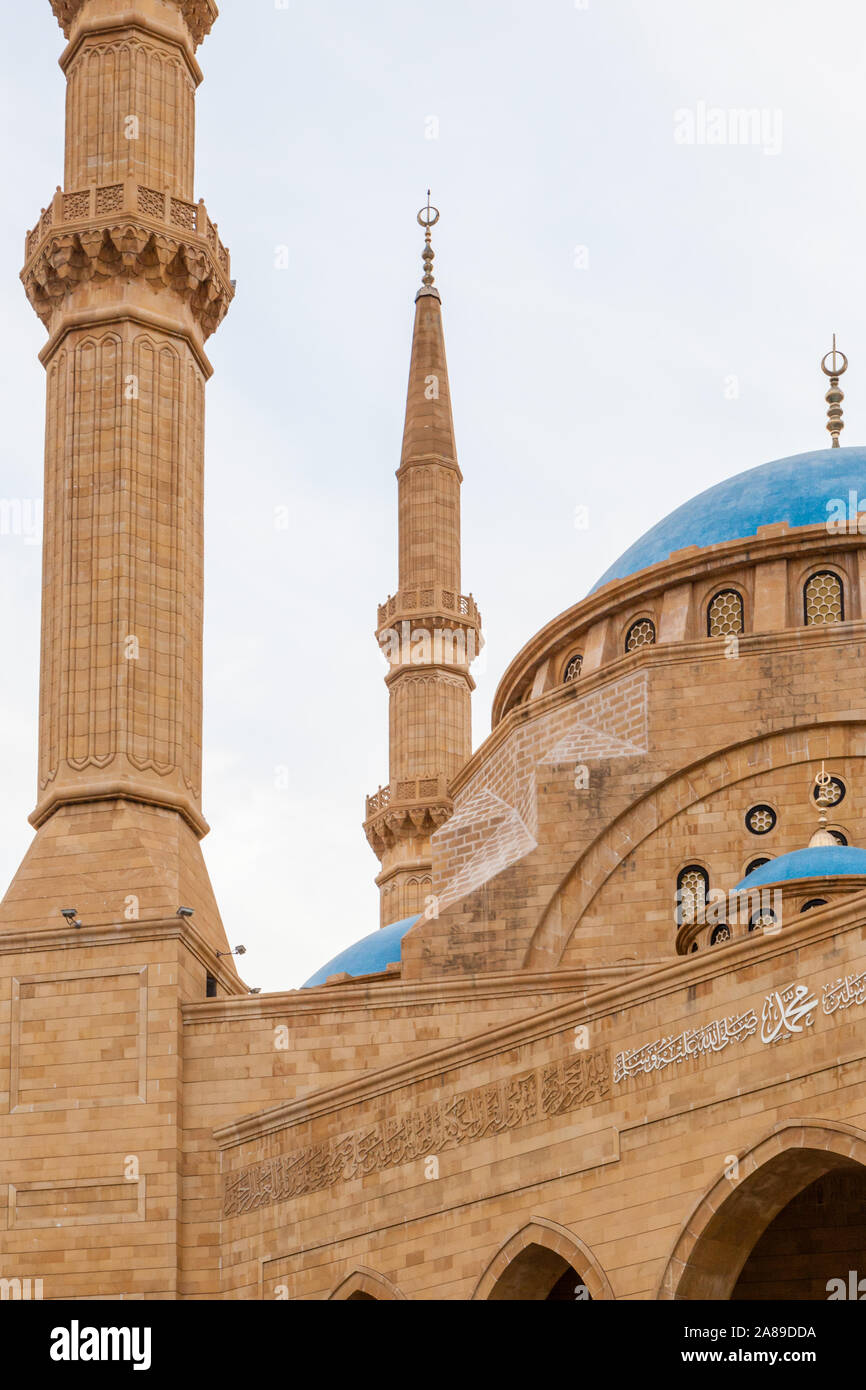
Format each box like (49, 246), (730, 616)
(23, 224), (233, 339)
(51, 1), (218, 47)
(222, 1044), (611, 1217)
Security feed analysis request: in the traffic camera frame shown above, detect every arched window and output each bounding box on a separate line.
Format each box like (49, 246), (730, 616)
(707, 589), (744, 637)
(829, 829), (848, 846)
(745, 856), (771, 876)
(800, 899), (828, 913)
(749, 908), (777, 933)
(677, 865), (709, 927)
(563, 654), (583, 683)
(625, 618), (655, 653)
(804, 571), (844, 625)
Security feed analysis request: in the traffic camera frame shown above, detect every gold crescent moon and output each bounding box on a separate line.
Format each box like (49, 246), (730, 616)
(821, 347), (848, 377)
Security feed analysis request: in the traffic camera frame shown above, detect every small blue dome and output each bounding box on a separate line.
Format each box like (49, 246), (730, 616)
(734, 846), (866, 891)
(592, 446), (866, 592)
(301, 916), (420, 988)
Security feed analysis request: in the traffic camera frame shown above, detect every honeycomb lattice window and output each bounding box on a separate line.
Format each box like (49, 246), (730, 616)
(745, 804), (776, 835)
(804, 571), (843, 626)
(707, 589), (744, 637)
(677, 865), (708, 927)
(710, 924), (731, 945)
(563, 654), (583, 684)
(749, 909), (777, 933)
(625, 618), (655, 653)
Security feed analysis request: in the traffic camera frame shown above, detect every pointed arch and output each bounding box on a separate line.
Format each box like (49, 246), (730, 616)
(526, 721), (866, 969)
(328, 1267), (407, 1301)
(471, 1217), (614, 1301)
(658, 1119), (866, 1299)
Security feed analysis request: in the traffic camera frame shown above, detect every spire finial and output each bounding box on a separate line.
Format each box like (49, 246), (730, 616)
(416, 191), (440, 298)
(821, 335), (848, 447)
(809, 762), (839, 846)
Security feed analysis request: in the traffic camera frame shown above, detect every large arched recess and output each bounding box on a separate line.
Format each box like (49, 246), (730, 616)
(525, 723), (864, 970)
(329, 1267), (406, 1301)
(658, 1120), (866, 1300)
(472, 1217), (614, 1301)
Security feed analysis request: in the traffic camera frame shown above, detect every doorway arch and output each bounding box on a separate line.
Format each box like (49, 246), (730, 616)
(658, 1120), (866, 1299)
(472, 1217), (614, 1300)
(329, 1267), (406, 1300)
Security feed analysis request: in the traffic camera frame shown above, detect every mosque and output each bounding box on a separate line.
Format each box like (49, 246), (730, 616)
(2, 0), (866, 1301)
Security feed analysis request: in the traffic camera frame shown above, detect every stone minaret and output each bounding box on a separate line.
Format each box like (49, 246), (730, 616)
(2, 0), (234, 951)
(365, 204), (481, 926)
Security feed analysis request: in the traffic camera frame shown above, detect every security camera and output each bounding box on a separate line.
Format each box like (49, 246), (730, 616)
(61, 908), (81, 927)
(176, 906), (194, 918)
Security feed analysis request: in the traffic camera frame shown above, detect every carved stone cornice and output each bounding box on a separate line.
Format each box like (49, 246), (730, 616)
(50, 0), (218, 47)
(364, 775), (453, 855)
(22, 181), (233, 340)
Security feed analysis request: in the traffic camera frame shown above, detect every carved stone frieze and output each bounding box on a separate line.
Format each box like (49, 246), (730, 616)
(223, 1044), (611, 1217)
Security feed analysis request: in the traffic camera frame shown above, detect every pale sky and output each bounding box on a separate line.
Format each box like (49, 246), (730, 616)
(0, 0), (863, 988)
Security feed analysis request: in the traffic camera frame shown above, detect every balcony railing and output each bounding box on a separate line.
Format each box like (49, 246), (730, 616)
(365, 774), (450, 819)
(25, 180), (231, 280)
(377, 587), (480, 629)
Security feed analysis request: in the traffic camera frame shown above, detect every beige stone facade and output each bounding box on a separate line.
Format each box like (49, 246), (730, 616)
(2, 0), (866, 1303)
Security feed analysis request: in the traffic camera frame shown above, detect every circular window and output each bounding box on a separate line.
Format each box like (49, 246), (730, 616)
(563, 654), (583, 684)
(710, 924), (731, 945)
(749, 908), (777, 932)
(813, 775), (845, 808)
(625, 619), (655, 653)
(746, 804), (777, 835)
(800, 898), (828, 913)
(745, 856), (771, 876)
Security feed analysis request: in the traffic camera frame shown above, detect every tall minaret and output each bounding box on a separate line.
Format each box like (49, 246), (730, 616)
(1, 0), (234, 950)
(365, 201), (481, 926)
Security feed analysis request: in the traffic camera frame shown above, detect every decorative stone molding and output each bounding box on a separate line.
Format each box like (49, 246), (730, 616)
(23, 180), (233, 339)
(50, 0), (218, 47)
(364, 774), (452, 853)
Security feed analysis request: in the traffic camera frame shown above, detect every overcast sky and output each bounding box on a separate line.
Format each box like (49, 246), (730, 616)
(0, 0), (863, 988)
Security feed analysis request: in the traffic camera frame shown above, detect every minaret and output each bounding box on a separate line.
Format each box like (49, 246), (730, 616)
(1, 0), (234, 950)
(365, 201), (481, 926)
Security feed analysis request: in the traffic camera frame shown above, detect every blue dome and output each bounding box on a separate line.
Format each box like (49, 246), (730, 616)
(592, 446), (866, 592)
(301, 916), (420, 988)
(734, 846), (866, 891)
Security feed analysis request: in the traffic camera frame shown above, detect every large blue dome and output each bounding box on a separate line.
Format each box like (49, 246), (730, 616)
(592, 446), (866, 592)
(302, 916), (419, 988)
(735, 846), (866, 890)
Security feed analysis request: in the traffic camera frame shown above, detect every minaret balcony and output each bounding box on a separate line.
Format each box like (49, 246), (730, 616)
(22, 179), (233, 339)
(377, 587), (481, 633)
(364, 775), (453, 854)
